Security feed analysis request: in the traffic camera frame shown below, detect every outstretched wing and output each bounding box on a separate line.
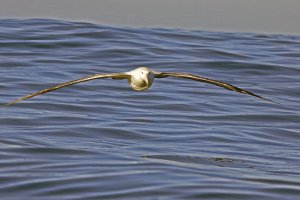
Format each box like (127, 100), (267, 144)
(2, 73), (129, 107)
(155, 72), (276, 103)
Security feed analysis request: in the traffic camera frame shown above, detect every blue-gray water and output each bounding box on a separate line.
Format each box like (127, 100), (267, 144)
(0, 19), (299, 200)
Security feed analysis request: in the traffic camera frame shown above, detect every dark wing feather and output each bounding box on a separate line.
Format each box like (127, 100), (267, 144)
(2, 73), (129, 107)
(155, 72), (276, 103)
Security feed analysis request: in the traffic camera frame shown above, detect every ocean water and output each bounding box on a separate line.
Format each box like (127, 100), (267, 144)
(0, 19), (299, 200)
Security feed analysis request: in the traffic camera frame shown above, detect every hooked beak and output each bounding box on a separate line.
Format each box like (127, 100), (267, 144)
(144, 73), (149, 85)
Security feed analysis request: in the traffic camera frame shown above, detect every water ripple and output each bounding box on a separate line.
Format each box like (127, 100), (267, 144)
(0, 19), (299, 199)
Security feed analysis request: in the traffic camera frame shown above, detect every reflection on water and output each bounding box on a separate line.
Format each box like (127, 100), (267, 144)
(0, 19), (300, 200)
(142, 155), (255, 168)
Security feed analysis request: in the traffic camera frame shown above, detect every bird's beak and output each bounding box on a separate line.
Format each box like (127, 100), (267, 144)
(145, 73), (150, 85)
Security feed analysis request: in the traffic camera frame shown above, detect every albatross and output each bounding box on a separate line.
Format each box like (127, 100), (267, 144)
(1, 67), (275, 107)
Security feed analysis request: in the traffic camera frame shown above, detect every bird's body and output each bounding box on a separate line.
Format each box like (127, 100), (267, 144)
(1, 67), (275, 107)
(126, 67), (155, 91)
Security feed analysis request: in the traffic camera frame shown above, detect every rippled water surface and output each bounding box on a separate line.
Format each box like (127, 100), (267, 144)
(0, 19), (300, 199)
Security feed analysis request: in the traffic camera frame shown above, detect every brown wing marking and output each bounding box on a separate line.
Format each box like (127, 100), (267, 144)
(155, 72), (276, 103)
(2, 73), (129, 107)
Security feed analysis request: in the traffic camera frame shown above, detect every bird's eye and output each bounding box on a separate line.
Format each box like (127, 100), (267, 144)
(141, 72), (144, 74)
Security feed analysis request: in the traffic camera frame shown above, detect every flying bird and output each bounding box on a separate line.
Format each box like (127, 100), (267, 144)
(1, 67), (275, 107)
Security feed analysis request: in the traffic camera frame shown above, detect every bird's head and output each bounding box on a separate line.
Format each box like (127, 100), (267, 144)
(127, 67), (155, 91)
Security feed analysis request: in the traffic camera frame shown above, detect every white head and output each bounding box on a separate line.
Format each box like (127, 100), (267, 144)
(127, 67), (155, 91)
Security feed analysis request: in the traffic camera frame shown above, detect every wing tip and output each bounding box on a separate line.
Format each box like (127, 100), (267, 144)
(260, 97), (279, 105)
